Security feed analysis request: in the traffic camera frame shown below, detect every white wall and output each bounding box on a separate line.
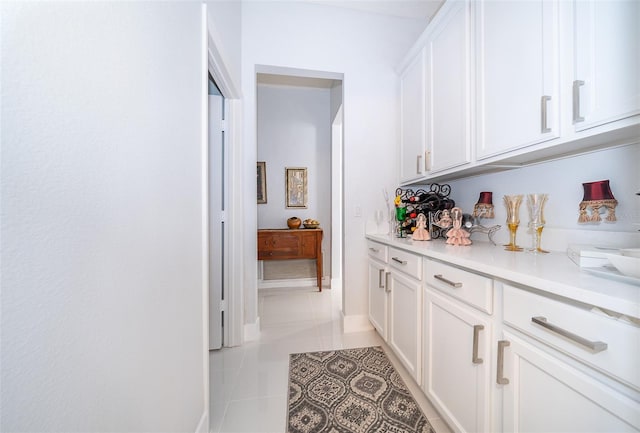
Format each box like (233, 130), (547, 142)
(330, 81), (344, 123)
(439, 144), (640, 249)
(206, 0), (242, 90)
(257, 84), (332, 276)
(241, 1), (426, 325)
(1, 2), (206, 431)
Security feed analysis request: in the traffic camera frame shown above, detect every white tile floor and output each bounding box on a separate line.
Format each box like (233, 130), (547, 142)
(209, 286), (452, 433)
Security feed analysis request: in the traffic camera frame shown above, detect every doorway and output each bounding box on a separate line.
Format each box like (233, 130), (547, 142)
(208, 77), (226, 350)
(255, 69), (343, 300)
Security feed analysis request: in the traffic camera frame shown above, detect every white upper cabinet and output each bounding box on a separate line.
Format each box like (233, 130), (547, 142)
(427, 0), (472, 173)
(573, 0), (640, 131)
(397, 0), (639, 183)
(399, 48), (427, 184)
(475, 0), (560, 160)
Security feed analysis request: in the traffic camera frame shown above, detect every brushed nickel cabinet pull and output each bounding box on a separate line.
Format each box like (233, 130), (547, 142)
(573, 80), (585, 123)
(417, 155), (423, 174)
(434, 274), (462, 288)
(472, 325), (484, 364)
(531, 316), (608, 352)
(541, 95), (552, 133)
(425, 150), (431, 171)
(378, 269), (385, 289)
(497, 340), (510, 385)
(385, 272), (391, 293)
(369, 247), (380, 253)
(392, 257), (407, 265)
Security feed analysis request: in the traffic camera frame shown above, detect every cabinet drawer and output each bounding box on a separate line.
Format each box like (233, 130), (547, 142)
(425, 259), (493, 314)
(503, 284), (640, 391)
(367, 240), (388, 263)
(389, 247), (422, 280)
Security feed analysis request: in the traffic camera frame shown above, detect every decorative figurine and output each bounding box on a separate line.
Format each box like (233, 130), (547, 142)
(446, 207), (472, 246)
(578, 180), (618, 223)
(412, 213), (431, 241)
(462, 213), (501, 245)
(434, 209), (452, 228)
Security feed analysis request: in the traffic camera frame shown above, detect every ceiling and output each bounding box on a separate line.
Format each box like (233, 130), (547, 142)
(306, 0), (444, 21)
(256, 0), (445, 89)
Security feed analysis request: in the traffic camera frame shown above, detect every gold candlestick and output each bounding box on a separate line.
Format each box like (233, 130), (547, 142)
(503, 195), (523, 252)
(527, 193), (549, 254)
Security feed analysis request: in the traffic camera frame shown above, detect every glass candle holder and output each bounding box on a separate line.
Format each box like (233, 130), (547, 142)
(503, 195), (523, 252)
(527, 193), (549, 254)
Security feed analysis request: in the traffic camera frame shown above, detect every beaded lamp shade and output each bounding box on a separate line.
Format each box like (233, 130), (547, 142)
(473, 191), (495, 218)
(578, 180), (618, 223)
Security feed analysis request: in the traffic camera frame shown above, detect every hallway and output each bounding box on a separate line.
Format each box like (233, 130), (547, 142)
(209, 287), (452, 432)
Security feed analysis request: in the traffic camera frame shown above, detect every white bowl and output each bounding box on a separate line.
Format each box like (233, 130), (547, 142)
(606, 254), (640, 279)
(620, 248), (640, 258)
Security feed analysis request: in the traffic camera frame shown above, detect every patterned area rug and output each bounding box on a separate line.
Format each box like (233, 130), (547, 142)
(287, 346), (434, 433)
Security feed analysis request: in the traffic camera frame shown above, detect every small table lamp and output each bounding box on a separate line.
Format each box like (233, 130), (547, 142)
(473, 191), (495, 219)
(578, 180), (618, 223)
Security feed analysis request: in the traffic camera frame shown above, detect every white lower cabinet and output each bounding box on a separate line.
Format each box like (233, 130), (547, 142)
(500, 330), (639, 432)
(367, 241), (389, 340)
(365, 239), (640, 433)
(368, 257), (388, 340)
(423, 288), (492, 433)
(499, 282), (640, 433)
(387, 247), (423, 383)
(388, 269), (422, 383)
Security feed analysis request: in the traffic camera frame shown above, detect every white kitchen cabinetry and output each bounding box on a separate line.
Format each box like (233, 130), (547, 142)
(475, 0), (560, 159)
(423, 259), (494, 433)
(399, 48), (427, 184)
(500, 331), (639, 432)
(426, 0), (472, 174)
(398, 0), (639, 183)
(367, 240), (389, 340)
(365, 236), (640, 433)
(500, 283), (640, 432)
(572, 0), (640, 132)
(424, 289), (492, 433)
(388, 247), (422, 382)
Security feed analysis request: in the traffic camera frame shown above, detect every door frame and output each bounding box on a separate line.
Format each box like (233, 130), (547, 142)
(200, 3), (243, 432)
(205, 12), (242, 349)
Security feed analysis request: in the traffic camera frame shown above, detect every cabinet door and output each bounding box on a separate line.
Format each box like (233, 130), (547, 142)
(427, 0), (472, 173)
(368, 258), (388, 341)
(476, 0), (560, 159)
(573, 0), (640, 131)
(399, 48), (427, 183)
(423, 288), (492, 433)
(299, 231), (317, 258)
(388, 270), (422, 382)
(501, 331), (639, 432)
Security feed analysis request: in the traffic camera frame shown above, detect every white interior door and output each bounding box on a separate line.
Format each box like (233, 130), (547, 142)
(209, 94), (225, 350)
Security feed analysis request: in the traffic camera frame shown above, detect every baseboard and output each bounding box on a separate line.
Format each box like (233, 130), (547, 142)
(341, 312), (374, 334)
(195, 410), (207, 433)
(244, 317), (261, 342)
(330, 277), (342, 290)
(258, 276), (329, 290)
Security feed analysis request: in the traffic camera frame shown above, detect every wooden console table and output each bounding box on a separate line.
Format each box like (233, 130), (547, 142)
(257, 228), (323, 291)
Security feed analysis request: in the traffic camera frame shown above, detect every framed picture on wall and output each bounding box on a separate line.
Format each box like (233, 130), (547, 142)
(285, 167), (307, 209)
(257, 161), (267, 204)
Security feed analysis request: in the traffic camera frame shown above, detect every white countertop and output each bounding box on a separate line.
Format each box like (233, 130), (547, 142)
(366, 234), (640, 320)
